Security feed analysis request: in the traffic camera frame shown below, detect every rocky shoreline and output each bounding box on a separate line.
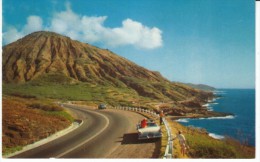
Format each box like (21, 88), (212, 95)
(163, 90), (233, 121)
(165, 92), (235, 141)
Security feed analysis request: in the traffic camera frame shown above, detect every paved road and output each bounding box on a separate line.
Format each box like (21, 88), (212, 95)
(11, 104), (157, 158)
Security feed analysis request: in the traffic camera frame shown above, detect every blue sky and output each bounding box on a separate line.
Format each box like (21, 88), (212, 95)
(2, 0), (255, 88)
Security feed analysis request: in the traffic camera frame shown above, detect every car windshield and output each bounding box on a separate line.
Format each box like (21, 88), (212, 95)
(147, 123), (157, 127)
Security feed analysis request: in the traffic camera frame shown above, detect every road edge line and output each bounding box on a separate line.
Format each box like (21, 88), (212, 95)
(4, 121), (84, 158)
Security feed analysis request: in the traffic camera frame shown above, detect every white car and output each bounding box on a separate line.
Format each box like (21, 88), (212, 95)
(137, 120), (162, 140)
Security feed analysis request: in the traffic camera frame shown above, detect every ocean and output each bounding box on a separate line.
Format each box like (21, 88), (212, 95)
(175, 89), (255, 146)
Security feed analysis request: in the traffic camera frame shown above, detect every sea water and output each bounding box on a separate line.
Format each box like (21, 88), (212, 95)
(175, 89), (255, 146)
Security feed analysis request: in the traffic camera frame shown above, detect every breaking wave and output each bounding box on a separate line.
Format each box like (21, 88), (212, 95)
(207, 107), (214, 111)
(198, 115), (235, 120)
(176, 115), (235, 123)
(209, 133), (225, 139)
(175, 118), (189, 123)
(202, 103), (209, 107)
(213, 90), (226, 95)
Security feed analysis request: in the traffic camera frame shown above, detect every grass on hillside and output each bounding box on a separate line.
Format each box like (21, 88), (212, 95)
(3, 146), (23, 156)
(44, 110), (74, 123)
(159, 124), (168, 158)
(167, 119), (255, 158)
(3, 80), (160, 109)
(186, 133), (255, 158)
(3, 96), (74, 123)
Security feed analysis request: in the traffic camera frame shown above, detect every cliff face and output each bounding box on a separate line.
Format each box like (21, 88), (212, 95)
(2, 31), (212, 102)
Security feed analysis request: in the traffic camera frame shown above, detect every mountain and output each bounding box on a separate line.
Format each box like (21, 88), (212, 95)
(3, 31), (166, 84)
(2, 31), (213, 108)
(183, 83), (216, 91)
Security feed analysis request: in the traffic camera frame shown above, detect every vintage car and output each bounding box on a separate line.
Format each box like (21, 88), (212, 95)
(136, 119), (162, 140)
(98, 104), (106, 109)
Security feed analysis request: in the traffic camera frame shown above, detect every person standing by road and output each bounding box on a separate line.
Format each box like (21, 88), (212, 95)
(177, 131), (187, 156)
(159, 110), (164, 125)
(141, 118), (147, 128)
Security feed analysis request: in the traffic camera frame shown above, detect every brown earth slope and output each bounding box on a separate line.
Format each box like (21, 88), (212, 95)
(2, 97), (71, 154)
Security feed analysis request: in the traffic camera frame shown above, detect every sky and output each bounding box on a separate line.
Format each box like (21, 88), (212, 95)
(2, 0), (255, 89)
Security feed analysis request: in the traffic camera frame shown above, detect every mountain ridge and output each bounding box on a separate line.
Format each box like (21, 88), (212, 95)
(182, 83), (216, 91)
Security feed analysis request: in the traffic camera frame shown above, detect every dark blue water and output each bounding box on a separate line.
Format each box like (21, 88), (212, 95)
(176, 89), (255, 146)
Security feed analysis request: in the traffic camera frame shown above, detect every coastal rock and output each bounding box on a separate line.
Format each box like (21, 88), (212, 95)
(180, 100), (202, 108)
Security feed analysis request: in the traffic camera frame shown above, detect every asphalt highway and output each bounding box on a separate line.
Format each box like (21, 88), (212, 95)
(11, 105), (142, 158)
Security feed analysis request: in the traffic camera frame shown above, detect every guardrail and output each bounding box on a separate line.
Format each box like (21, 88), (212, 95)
(109, 106), (160, 118)
(108, 106), (173, 158)
(162, 117), (173, 158)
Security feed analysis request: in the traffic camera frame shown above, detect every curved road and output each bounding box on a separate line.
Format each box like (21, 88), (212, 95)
(12, 104), (159, 158)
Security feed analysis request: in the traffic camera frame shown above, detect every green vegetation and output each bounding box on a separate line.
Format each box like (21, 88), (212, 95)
(159, 124), (168, 157)
(29, 103), (63, 111)
(44, 111), (74, 123)
(27, 101), (74, 122)
(167, 120), (255, 158)
(2, 146), (23, 156)
(3, 77), (159, 109)
(186, 133), (254, 158)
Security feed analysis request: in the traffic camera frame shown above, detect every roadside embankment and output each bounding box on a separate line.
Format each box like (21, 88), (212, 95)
(2, 96), (75, 156)
(4, 121), (82, 158)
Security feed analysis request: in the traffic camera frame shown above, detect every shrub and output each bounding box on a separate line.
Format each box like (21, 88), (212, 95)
(11, 93), (36, 99)
(29, 103), (63, 111)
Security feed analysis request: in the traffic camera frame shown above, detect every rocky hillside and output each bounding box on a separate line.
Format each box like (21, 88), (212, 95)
(2, 31), (212, 104)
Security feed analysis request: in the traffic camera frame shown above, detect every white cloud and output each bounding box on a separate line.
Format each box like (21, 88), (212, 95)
(49, 3), (81, 34)
(3, 15), (43, 44)
(81, 16), (108, 42)
(3, 3), (163, 49)
(107, 19), (163, 49)
(3, 27), (23, 44)
(23, 16), (43, 34)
